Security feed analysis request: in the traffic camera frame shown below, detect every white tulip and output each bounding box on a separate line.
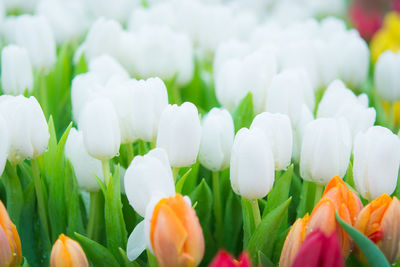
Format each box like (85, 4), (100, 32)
(88, 54), (130, 85)
(1, 45), (33, 95)
(300, 117), (352, 185)
(230, 128), (275, 199)
(124, 148), (175, 217)
(65, 128), (104, 192)
(213, 40), (251, 77)
(215, 50), (277, 113)
(0, 95), (49, 164)
(317, 80), (376, 138)
(265, 69), (315, 125)
(374, 50), (400, 102)
(85, 0), (140, 23)
(199, 108), (234, 171)
(0, 115), (9, 176)
(79, 97), (121, 161)
(353, 126), (400, 200)
(250, 112), (293, 170)
(157, 102), (201, 167)
(292, 105), (314, 162)
(12, 15), (56, 71)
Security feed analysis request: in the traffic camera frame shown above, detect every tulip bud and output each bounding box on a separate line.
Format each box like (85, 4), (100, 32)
(0, 95), (49, 165)
(12, 15), (56, 71)
(292, 230), (345, 267)
(280, 215), (309, 267)
(307, 176), (363, 257)
(1, 45), (33, 95)
(317, 80), (376, 138)
(374, 50), (400, 102)
(199, 108), (234, 171)
(88, 55), (129, 85)
(156, 102), (201, 167)
(300, 118), (352, 185)
(353, 126), (400, 200)
(265, 69), (315, 126)
(65, 128), (104, 192)
(292, 105), (314, 162)
(250, 112), (293, 170)
(146, 194), (204, 267)
(230, 127), (275, 199)
(354, 194), (400, 263)
(215, 50), (277, 113)
(124, 148), (175, 217)
(79, 97), (121, 161)
(50, 234), (89, 267)
(0, 200), (22, 267)
(209, 250), (252, 267)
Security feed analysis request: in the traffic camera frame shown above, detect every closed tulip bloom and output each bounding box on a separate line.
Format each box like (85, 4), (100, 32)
(354, 194), (400, 263)
(374, 50), (400, 102)
(199, 108), (234, 171)
(307, 176), (363, 257)
(50, 234), (88, 267)
(13, 15), (56, 71)
(209, 250), (252, 267)
(292, 230), (344, 267)
(88, 55), (129, 85)
(65, 128), (104, 192)
(280, 215), (310, 267)
(230, 128), (275, 199)
(146, 194), (204, 267)
(0, 200), (21, 267)
(79, 97), (121, 161)
(250, 112), (293, 170)
(1, 45), (33, 95)
(124, 148), (175, 217)
(353, 126), (400, 200)
(300, 118), (352, 185)
(157, 102), (201, 167)
(0, 95), (49, 165)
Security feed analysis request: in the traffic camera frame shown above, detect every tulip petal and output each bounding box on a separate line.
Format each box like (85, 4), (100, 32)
(380, 197), (400, 263)
(127, 221), (146, 261)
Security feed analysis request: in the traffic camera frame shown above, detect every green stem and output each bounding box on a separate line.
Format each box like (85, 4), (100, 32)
(212, 172), (223, 246)
(172, 167), (180, 182)
(31, 158), (50, 239)
(250, 199), (261, 228)
(314, 184), (324, 206)
(87, 191), (103, 241)
(3, 163), (23, 227)
(101, 160), (111, 187)
(147, 249), (158, 267)
(126, 143), (134, 165)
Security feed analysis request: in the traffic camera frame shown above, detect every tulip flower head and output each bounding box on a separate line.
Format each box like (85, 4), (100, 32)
(209, 250), (252, 267)
(354, 194), (400, 263)
(374, 50), (400, 102)
(50, 234), (89, 267)
(292, 230), (344, 267)
(0, 200), (21, 267)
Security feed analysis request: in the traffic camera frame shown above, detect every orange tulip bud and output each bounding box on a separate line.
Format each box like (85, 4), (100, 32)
(279, 215), (309, 267)
(150, 194), (204, 267)
(0, 200), (21, 267)
(307, 176), (363, 258)
(50, 234), (89, 267)
(354, 194), (400, 263)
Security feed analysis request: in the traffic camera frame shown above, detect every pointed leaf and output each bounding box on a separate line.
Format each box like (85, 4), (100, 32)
(232, 92), (254, 132)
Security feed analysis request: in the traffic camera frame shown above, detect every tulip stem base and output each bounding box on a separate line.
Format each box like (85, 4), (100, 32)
(31, 158), (50, 240)
(314, 184), (324, 206)
(87, 191), (104, 242)
(212, 172), (223, 246)
(250, 199), (261, 227)
(101, 160), (111, 187)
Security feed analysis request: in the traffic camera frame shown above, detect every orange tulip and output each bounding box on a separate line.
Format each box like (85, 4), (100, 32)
(150, 194), (204, 267)
(50, 234), (89, 267)
(354, 194), (400, 263)
(279, 215), (309, 267)
(0, 200), (21, 267)
(307, 176), (363, 258)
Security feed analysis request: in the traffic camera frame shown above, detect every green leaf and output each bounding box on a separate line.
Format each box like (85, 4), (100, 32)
(264, 165), (293, 216)
(345, 161), (355, 189)
(119, 248), (140, 267)
(393, 167), (400, 199)
(21, 257), (31, 267)
(296, 180), (316, 218)
(175, 168), (192, 194)
(241, 198), (256, 249)
(258, 251), (274, 267)
(190, 179), (213, 229)
(335, 212), (390, 267)
(3, 162), (24, 227)
(232, 92), (255, 132)
(74, 233), (120, 267)
(223, 191), (243, 255)
(104, 166), (127, 263)
(247, 198), (292, 263)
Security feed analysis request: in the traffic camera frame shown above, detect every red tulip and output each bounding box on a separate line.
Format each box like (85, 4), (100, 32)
(292, 230), (344, 267)
(209, 250), (251, 267)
